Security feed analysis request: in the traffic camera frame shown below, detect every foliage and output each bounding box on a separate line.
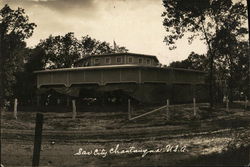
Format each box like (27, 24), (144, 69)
(162, 0), (248, 105)
(22, 33), (128, 104)
(169, 39), (249, 101)
(213, 38), (249, 99)
(0, 4), (129, 107)
(0, 4), (36, 109)
(80, 35), (127, 56)
(162, 0), (247, 49)
(36, 32), (80, 69)
(169, 52), (208, 71)
(35, 33), (128, 69)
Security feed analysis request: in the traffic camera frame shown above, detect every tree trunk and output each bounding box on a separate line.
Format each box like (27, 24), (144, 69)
(228, 53), (235, 103)
(247, 0), (250, 99)
(201, 20), (214, 108)
(0, 28), (5, 110)
(209, 53), (214, 107)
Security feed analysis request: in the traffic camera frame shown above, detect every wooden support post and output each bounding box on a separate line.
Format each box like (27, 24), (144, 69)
(57, 98), (60, 105)
(36, 96), (40, 106)
(72, 100), (76, 119)
(193, 97), (197, 117)
(226, 96), (229, 112)
(67, 96), (70, 106)
(32, 113), (44, 167)
(128, 99), (131, 120)
(166, 99), (169, 120)
(14, 98), (17, 119)
(101, 94), (105, 106)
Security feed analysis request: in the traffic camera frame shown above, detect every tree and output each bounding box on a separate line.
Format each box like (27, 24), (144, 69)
(13, 47), (45, 105)
(212, 32), (249, 101)
(247, 0), (250, 100)
(35, 33), (128, 69)
(0, 5), (36, 110)
(36, 32), (80, 69)
(169, 41), (249, 102)
(162, 0), (248, 107)
(79, 35), (127, 56)
(233, 41), (249, 98)
(169, 52), (208, 71)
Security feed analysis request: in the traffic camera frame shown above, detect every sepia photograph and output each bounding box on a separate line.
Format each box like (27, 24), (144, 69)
(0, 0), (250, 166)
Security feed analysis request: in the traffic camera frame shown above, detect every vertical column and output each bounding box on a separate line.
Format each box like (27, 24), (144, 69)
(138, 69), (142, 84)
(66, 72), (69, 87)
(57, 98), (60, 105)
(101, 71), (104, 85)
(192, 84), (197, 117)
(226, 96), (229, 112)
(72, 99), (76, 119)
(166, 99), (170, 120)
(128, 99), (131, 120)
(36, 95), (40, 107)
(101, 94), (105, 106)
(32, 113), (44, 167)
(67, 96), (70, 106)
(193, 97), (197, 117)
(14, 98), (18, 119)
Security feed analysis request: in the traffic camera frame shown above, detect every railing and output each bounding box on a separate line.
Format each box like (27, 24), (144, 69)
(128, 99), (209, 121)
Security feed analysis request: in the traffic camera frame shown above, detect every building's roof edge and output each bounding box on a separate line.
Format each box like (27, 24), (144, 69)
(34, 65), (207, 74)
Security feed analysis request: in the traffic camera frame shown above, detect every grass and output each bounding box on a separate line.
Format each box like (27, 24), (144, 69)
(1, 103), (250, 166)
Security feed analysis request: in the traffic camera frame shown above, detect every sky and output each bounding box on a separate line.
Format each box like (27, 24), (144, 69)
(0, 0), (219, 65)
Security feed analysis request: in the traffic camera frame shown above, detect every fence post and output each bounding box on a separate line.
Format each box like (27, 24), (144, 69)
(128, 99), (131, 120)
(72, 100), (76, 119)
(14, 98), (18, 119)
(193, 97), (197, 117)
(166, 99), (169, 120)
(32, 113), (44, 167)
(226, 96), (229, 112)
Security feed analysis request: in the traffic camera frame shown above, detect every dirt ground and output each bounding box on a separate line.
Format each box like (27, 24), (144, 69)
(1, 103), (250, 166)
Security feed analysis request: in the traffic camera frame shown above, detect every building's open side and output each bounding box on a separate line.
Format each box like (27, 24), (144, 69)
(34, 53), (208, 104)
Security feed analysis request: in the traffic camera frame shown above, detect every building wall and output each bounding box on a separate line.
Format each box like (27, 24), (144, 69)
(36, 67), (208, 103)
(37, 67), (206, 88)
(75, 54), (158, 67)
